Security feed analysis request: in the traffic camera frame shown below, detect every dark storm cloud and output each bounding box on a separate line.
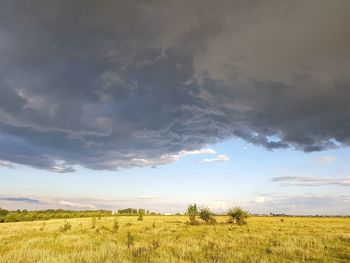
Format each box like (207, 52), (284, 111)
(0, 0), (349, 171)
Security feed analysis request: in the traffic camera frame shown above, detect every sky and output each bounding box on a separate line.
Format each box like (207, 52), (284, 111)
(0, 0), (350, 214)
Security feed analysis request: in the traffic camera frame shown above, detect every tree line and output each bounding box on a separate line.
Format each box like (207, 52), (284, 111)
(117, 208), (159, 216)
(0, 208), (112, 223)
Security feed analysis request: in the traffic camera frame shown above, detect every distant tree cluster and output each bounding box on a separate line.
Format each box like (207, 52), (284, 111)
(0, 208), (112, 223)
(117, 208), (159, 216)
(186, 204), (249, 225)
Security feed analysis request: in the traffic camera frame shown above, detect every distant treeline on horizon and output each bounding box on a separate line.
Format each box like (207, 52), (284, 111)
(0, 208), (348, 223)
(0, 208), (113, 223)
(0, 207), (161, 223)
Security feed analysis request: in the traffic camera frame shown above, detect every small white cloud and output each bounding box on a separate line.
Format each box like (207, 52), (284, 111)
(199, 154), (230, 163)
(272, 176), (350, 187)
(139, 194), (157, 200)
(207, 201), (228, 211)
(314, 156), (336, 165)
(254, 196), (265, 203)
(0, 160), (16, 168)
(51, 160), (75, 173)
(59, 200), (95, 209)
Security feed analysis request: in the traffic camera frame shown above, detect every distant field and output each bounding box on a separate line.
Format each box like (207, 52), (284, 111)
(0, 216), (349, 263)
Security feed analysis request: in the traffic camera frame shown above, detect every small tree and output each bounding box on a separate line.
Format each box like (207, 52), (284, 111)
(187, 203), (198, 225)
(137, 209), (144, 221)
(227, 207), (249, 225)
(199, 207), (212, 223)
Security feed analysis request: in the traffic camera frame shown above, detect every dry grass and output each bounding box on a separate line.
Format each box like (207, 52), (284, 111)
(0, 216), (349, 262)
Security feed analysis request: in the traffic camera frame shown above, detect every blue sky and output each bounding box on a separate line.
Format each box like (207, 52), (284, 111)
(1, 138), (349, 214)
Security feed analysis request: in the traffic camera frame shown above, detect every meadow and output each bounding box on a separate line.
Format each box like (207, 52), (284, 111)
(0, 215), (349, 263)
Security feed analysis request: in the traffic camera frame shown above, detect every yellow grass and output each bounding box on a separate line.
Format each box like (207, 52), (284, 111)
(0, 216), (349, 262)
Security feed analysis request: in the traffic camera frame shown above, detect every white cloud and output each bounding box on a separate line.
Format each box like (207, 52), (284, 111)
(272, 176), (350, 187)
(199, 154), (230, 163)
(246, 193), (350, 215)
(59, 200), (95, 209)
(132, 148), (216, 167)
(206, 201), (228, 212)
(314, 156), (336, 165)
(51, 161), (75, 173)
(0, 160), (16, 168)
(139, 194), (158, 200)
(254, 196), (265, 203)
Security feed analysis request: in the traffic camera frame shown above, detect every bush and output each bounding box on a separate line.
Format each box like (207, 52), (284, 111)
(199, 207), (213, 224)
(59, 221), (72, 232)
(137, 210), (144, 221)
(127, 232), (134, 248)
(227, 207), (249, 225)
(209, 217), (217, 224)
(113, 217), (120, 232)
(186, 203), (198, 225)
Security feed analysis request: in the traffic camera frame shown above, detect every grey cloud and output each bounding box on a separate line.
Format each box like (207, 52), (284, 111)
(0, 197), (42, 204)
(0, 1), (350, 171)
(272, 176), (350, 187)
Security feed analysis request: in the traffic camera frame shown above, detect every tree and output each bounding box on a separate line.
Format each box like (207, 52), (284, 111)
(0, 208), (9, 216)
(227, 207), (249, 225)
(138, 209), (145, 221)
(199, 207), (213, 223)
(186, 203), (198, 225)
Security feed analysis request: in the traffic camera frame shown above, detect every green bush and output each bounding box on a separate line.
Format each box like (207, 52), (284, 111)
(137, 210), (144, 221)
(227, 207), (249, 225)
(186, 203), (198, 225)
(199, 207), (213, 224)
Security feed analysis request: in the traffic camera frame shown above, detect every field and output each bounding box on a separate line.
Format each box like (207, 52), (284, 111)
(0, 216), (349, 263)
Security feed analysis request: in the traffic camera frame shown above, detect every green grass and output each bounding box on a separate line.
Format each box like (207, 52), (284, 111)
(0, 216), (349, 262)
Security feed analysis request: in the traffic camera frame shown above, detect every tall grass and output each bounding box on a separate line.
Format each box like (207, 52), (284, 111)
(0, 216), (349, 262)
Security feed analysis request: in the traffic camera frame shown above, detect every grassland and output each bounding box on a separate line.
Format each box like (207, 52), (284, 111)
(0, 216), (349, 263)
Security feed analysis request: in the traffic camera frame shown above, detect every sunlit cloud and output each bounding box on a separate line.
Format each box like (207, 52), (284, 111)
(313, 156), (337, 165)
(199, 154), (230, 163)
(132, 148), (216, 167)
(0, 160), (16, 168)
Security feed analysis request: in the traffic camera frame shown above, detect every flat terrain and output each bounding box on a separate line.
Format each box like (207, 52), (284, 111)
(0, 216), (349, 263)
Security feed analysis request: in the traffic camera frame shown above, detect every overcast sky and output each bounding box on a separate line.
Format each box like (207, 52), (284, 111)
(0, 1), (349, 214)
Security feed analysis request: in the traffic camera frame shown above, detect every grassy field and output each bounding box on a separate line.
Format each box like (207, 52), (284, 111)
(0, 216), (349, 263)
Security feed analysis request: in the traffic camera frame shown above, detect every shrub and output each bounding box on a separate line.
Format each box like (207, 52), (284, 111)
(199, 207), (213, 224)
(113, 217), (120, 232)
(137, 210), (144, 221)
(227, 207), (249, 225)
(39, 222), (46, 231)
(187, 203), (198, 225)
(59, 221), (72, 232)
(127, 231), (134, 248)
(91, 217), (96, 229)
(209, 217), (217, 224)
